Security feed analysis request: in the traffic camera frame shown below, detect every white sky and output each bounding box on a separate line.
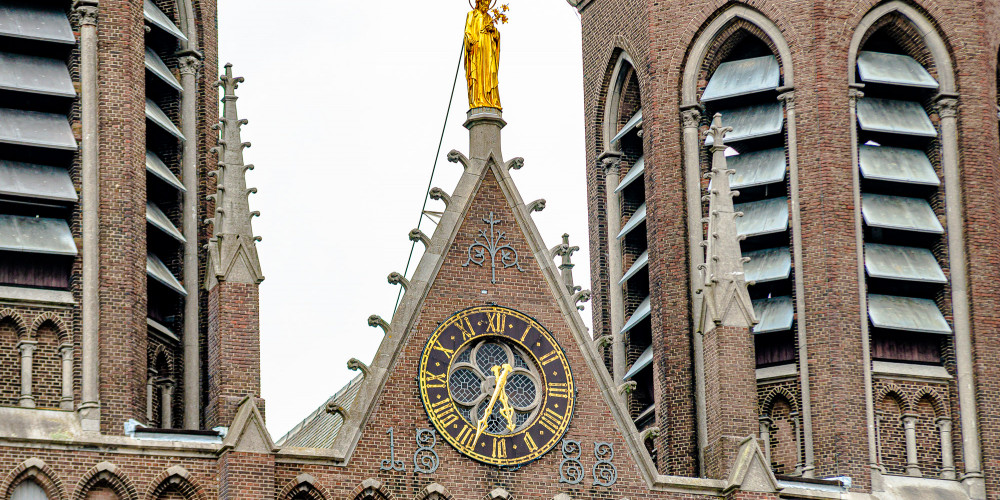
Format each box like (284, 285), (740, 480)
(217, 0), (590, 438)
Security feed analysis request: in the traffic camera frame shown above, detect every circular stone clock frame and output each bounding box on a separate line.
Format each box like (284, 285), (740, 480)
(418, 305), (575, 467)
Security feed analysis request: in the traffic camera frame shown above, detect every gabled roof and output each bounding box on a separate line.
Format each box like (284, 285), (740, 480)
(276, 374), (364, 448)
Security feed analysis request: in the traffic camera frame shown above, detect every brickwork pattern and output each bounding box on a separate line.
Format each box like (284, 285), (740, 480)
(206, 283), (263, 429)
(579, 0), (1000, 491)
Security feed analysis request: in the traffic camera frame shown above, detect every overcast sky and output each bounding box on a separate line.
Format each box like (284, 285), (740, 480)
(217, 0), (590, 438)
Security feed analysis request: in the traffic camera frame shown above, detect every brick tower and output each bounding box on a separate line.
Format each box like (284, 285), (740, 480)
(0, 0), (262, 437)
(572, 0), (1000, 498)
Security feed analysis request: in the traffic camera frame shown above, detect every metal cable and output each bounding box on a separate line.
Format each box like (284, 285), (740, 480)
(393, 41), (464, 313)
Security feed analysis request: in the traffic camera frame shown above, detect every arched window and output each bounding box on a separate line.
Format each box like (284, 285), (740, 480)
(0, 1), (78, 292)
(851, 15), (951, 365)
(143, 0), (188, 341)
(11, 480), (48, 500)
(697, 25), (795, 369)
(600, 52), (655, 436)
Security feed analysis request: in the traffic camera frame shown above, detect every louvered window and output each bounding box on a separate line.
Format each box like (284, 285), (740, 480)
(0, 1), (78, 290)
(855, 49), (949, 364)
(144, 0), (187, 333)
(701, 48), (795, 368)
(607, 60), (654, 429)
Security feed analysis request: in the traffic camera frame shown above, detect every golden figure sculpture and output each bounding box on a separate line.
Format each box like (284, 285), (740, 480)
(464, 0), (504, 110)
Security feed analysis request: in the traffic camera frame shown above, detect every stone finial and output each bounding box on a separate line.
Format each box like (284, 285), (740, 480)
(347, 358), (370, 378)
(387, 272), (409, 290)
(446, 150), (470, 170)
(553, 233), (581, 294)
(367, 315), (390, 334)
(697, 114), (757, 330)
(505, 157), (524, 170)
(205, 63), (264, 289)
(428, 187), (451, 208)
(408, 229), (430, 249)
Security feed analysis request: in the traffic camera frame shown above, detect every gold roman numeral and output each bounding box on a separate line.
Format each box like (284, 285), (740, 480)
(423, 371), (447, 389)
(520, 325), (532, 342)
(539, 351), (560, 366)
(539, 408), (562, 434)
(432, 340), (454, 357)
(431, 398), (458, 427)
(492, 437), (507, 458)
(548, 382), (570, 398)
(457, 425), (477, 448)
(455, 317), (477, 341)
(524, 432), (538, 452)
(486, 311), (506, 333)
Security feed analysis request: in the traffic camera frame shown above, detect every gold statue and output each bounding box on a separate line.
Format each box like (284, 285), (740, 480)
(464, 0), (508, 110)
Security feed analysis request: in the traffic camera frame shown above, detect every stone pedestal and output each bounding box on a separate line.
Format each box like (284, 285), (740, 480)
(464, 107), (505, 161)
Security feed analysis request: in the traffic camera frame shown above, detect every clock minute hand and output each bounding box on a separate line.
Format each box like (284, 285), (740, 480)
(474, 364), (514, 444)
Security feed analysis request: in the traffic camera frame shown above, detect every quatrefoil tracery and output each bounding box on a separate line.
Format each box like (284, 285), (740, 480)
(448, 339), (542, 434)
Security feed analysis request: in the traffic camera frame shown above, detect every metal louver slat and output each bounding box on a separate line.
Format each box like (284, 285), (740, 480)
(735, 197), (788, 238)
(611, 110), (642, 145)
(0, 3), (74, 44)
(0, 108), (76, 150)
(623, 345), (653, 380)
(859, 145), (939, 186)
(861, 194), (943, 234)
(145, 98), (185, 140)
(621, 296), (651, 335)
(729, 148), (786, 188)
(752, 296), (793, 334)
(147, 252), (187, 296)
(0, 214), (76, 255)
(701, 55), (780, 102)
(145, 151), (185, 191)
(617, 202), (646, 240)
(144, 47), (182, 91)
(615, 156), (644, 193)
(0, 159), (76, 202)
(743, 247), (791, 284)
(619, 250), (648, 285)
(0, 52), (75, 97)
(868, 294), (950, 334)
(864, 243), (945, 283)
(857, 98), (936, 137)
(857, 51), (939, 90)
(705, 102), (784, 145)
(146, 202), (185, 243)
(143, 0), (188, 41)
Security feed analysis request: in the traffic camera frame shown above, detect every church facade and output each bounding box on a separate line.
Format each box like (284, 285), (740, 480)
(0, 0), (998, 499)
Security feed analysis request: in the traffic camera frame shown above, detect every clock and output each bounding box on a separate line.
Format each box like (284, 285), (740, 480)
(418, 305), (575, 467)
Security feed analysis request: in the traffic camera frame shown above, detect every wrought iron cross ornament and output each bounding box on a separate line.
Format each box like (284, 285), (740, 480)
(463, 212), (525, 283)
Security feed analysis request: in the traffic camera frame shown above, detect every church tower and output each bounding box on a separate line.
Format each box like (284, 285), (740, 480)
(0, 0), (261, 437)
(572, 0), (999, 498)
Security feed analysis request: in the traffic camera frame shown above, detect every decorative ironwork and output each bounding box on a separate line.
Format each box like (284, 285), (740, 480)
(558, 439), (584, 484)
(413, 428), (439, 474)
(463, 211), (525, 283)
(592, 442), (617, 487)
(379, 427), (405, 472)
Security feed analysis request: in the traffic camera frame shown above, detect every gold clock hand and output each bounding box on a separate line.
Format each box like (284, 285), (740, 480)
(498, 389), (516, 432)
(474, 364), (514, 443)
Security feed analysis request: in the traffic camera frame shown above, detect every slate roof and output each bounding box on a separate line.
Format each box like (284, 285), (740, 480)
(276, 373), (364, 448)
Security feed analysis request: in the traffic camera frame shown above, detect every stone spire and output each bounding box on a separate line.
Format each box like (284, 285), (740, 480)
(698, 113), (756, 330)
(206, 63), (263, 288)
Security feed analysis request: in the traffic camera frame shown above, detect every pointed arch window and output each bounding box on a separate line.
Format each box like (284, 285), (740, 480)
(12, 480), (48, 500)
(699, 32), (795, 368)
(600, 52), (655, 434)
(853, 27), (950, 365)
(144, 0), (187, 338)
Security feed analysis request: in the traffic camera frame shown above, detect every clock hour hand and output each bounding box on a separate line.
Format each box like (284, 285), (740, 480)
(474, 363), (514, 443)
(497, 389), (516, 432)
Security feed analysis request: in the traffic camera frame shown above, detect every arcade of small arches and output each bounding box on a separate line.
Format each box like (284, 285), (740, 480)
(0, 310), (73, 411)
(594, 0), (972, 482)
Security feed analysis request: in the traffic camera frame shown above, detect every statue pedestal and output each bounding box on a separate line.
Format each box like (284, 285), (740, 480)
(464, 107), (505, 161)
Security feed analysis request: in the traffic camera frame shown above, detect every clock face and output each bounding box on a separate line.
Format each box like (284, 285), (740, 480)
(418, 305), (575, 467)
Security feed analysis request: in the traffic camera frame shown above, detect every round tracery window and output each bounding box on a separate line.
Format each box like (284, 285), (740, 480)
(447, 339), (542, 434)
